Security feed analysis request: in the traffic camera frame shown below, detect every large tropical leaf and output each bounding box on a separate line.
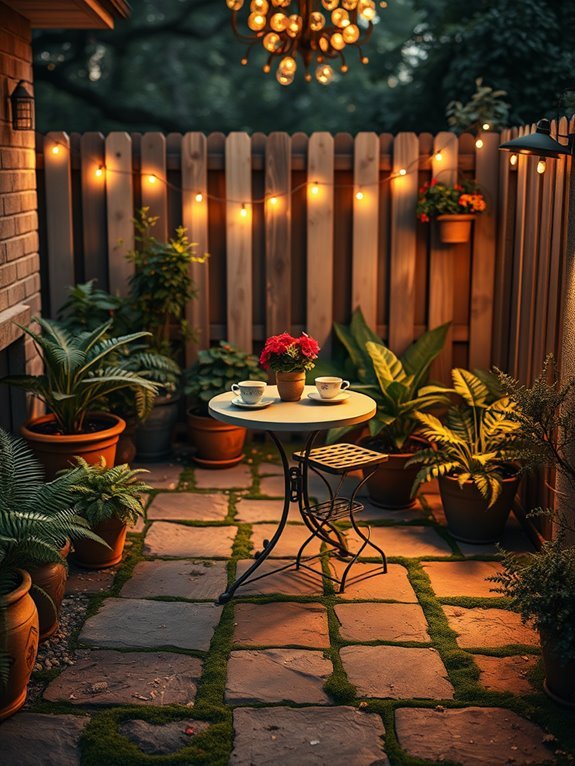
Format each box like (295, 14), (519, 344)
(401, 322), (450, 395)
(452, 368), (489, 408)
(365, 342), (407, 402)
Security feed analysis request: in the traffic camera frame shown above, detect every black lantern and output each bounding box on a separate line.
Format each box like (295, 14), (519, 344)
(499, 118), (573, 159)
(10, 81), (34, 131)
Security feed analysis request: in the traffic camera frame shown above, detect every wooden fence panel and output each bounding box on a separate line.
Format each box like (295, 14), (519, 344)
(141, 132), (168, 240)
(80, 132), (107, 289)
(307, 132), (334, 353)
(509, 147), (529, 376)
(105, 132), (134, 295)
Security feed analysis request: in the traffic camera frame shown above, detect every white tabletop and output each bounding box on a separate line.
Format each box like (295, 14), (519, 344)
(209, 385), (376, 433)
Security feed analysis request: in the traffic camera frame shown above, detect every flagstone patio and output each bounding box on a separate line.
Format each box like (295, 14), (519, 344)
(5, 447), (573, 765)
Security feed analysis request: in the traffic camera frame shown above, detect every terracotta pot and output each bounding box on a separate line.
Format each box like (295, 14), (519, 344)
(541, 631), (575, 707)
(187, 409), (247, 468)
(28, 540), (70, 641)
(72, 517), (127, 569)
(135, 394), (181, 462)
(437, 214), (475, 244)
(21, 412), (125, 480)
(276, 371), (305, 402)
(438, 471), (520, 544)
(361, 437), (425, 510)
(0, 570), (39, 720)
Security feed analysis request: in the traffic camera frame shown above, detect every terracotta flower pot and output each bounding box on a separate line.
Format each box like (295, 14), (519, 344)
(135, 394), (180, 462)
(541, 631), (575, 707)
(21, 412), (125, 480)
(437, 214), (475, 244)
(361, 437), (426, 510)
(438, 471), (520, 544)
(187, 409), (247, 468)
(276, 371), (305, 402)
(28, 540), (70, 641)
(72, 517), (127, 569)
(0, 570), (39, 720)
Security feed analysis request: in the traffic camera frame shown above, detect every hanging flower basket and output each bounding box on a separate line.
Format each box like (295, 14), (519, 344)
(417, 179), (487, 246)
(436, 214), (475, 244)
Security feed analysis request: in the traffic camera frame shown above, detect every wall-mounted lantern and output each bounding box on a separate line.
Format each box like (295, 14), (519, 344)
(10, 81), (34, 131)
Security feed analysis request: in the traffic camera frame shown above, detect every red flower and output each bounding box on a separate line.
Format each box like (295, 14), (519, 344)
(430, 178), (439, 186)
(259, 332), (296, 369)
(419, 213), (430, 223)
(297, 333), (320, 359)
(454, 184), (463, 192)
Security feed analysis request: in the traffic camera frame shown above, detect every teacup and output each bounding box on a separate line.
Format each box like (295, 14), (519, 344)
(231, 380), (266, 405)
(315, 376), (350, 399)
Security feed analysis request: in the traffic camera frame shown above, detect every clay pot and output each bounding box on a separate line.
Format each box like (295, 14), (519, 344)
(541, 631), (575, 707)
(187, 409), (247, 468)
(28, 540), (70, 641)
(0, 570), (39, 720)
(276, 371), (305, 402)
(135, 394), (181, 462)
(437, 214), (475, 244)
(363, 452), (421, 510)
(72, 517), (127, 569)
(438, 471), (520, 543)
(21, 412), (125, 480)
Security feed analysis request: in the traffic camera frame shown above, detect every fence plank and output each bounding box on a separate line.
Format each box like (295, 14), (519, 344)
(182, 132), (210, 363)
(429, 132), (458, 378)
(141, 132), (168, 240)
(105, 132), (134, 295)
(389, 132), (419, 354)
(468, 132), (499, 369)
(509, 149), (529, 377)
(531, 150), (555, 374)
(352, 132), (380, 327)
(80, 132), (107, 289)
(44, 131), (74, 315)
(225, 132), (252, 351)
(307, 132), (334, 353)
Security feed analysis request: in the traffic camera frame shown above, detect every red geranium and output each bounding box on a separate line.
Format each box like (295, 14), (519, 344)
(260, 332), (320, 373)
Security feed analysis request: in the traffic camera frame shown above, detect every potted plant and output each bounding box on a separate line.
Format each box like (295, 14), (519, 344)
(409, 368), (523, 542)
(0, 318), (157, 479)
(260, 332), (320, 401)
(0, 429), (98, 717)
(184, 341), (266, 467)
(325, 311), (450, 509)
(417, 178), (487, 243)
(68, 458), (149, 569)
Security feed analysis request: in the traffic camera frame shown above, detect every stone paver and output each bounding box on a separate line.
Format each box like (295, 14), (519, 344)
(135, 462), (182, 489)
(341, 645), (454, 699)
(147, 492), (229, 521)
(144, 522), (236, 557)
(335, 603), (430, 643)
(353, 525), (453, 558)
(120, 559), (228, 600)
(258, 474), (285, 497)
(226, 649), (332, 704)
(395, 707), (553, 766)
(457, 520), (535, 556)
(360, 499), (428, 523)
(422, 560), (503, 598)
(119, 719), (209, 755)
(0, 713), (89, 766)
(80, 598), (221, 651)
(235, 498), (302, 523)
(474, 654), (538, 695)
(329, 562), (417, 602)
(234, 559), (323, 596)
(131, 516), (146, 533)
(230, 706), (389, 766)
(443, 606), (539, 649)
(233, 602), (330, 648)
(44, 650), (202, 706)
(65, 566), (116, 595)
(194, 464), (252, 490)
(251, 524), (321, 558)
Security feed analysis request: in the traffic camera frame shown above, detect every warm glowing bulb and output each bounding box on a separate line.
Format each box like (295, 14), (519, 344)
(332, 8), (350, 26)
(322, 0), (339, 9)
(195, 192), (204, 202)
(269, 195), (278, 206)
(286, 14), (302, 37)
(361, 55), (369, 64)
(509, 153), (518, 167)
(341, 64), (349, 73)
(342, 24), (359, 43)
(330, 32), (346, 51)
(240, 203), (248, 218)
(434, 151), (443, 162)
(241, 57), (248, 65)
(276, 69), (294, 86)
(475, 138), (484, 149)
(482, 122), (491, 131)
(95, 165), (104, 178)
(51, 145), (60, 155)
(537, 159), (546, 175)
(310, 11), (325, 30)
(250, 0), (268, 11)
(270, 12), (287, 31)
(279, 55), (296, 74)
(399, 168), (407, 176)
(343, 0), (358, 8)
(359, 0), (376, 20)
(316, 64), (334, 85)
(248, 12), (266, 31)
(147, 174), (157, 184)
(355, 190), (364, 200)
(226, 0), (244, 8)
(311, 181), (320, 196)
(263, 64), (271, 73)
(263, 32), (281, 52)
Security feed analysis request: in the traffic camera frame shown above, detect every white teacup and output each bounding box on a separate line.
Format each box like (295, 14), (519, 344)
(231, 380), (266, 405)
(315, 376), (350, 399)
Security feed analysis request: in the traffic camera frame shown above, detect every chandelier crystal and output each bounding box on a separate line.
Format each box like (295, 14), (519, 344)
(226, 0), (382, 86)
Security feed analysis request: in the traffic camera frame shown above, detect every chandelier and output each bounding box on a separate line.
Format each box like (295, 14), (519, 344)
(226, 0), (381, 86)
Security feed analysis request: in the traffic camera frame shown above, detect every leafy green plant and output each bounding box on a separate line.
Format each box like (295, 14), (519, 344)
(325, 309), (451, 451)
(416, 179), (487, 222)
(409, 369), (523, 506)
(58, 280), (128, 334)
(0, 318), (158, 434)
(184, 341), (265, 416)
(447, 78), (510, 134)
(66, 458), (150, 527)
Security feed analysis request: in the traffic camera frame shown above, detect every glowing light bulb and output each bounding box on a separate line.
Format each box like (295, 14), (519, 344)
(482, 122), (491, 131)
(263, 64), (271, 73)
(263, 32), (281, 52)
(270, 12), (288, 31)
(269, 195), (278, 206)
(147, 174), (157, 184)
(248, 12), (266, 31)
(95, 165), (104, 178)
(240, 203), (248, 218)
(359, 0), (376, 20)
(361, 55), (369, 64)
(342, 24), (359, 43)
(399, 168), (407, 176)
(330, 32), (346, 51)
(316, 64), (334, 85)
(509, 153), (518, 167)
(286, 14), (302, 37)
(310, 181), (320, 196)
(434, 151), (443, 162)
(276, 69), (294, 86)
(537, 158), (546, 175)
(195, 192), (204, 203)
(226, 0), (244, 8)
(475, 138), (484, 149)
(343, 0), (358, 8)
(310, 11), (325, 31)
(250, 0), (268, 11)
(279, 55), (296, 74)
(355, 190), (364, 200)
(51, 145), (60, 155)
(341, 64), (349, 73)
(322, 0), (339, 9)
(241, 57), (248, 65)
(332, 8), (350, 27)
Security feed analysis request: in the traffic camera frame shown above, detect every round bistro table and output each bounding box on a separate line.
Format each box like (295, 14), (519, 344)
(209, 385), (385, 603)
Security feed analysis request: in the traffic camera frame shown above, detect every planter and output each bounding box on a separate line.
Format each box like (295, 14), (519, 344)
(437, 214), (475, 244)
(72, 516), (127, 569)
(21, 412), (125, 480)
(361, 438), (424, 510)
(187, 409), (247, 468)
(438, 472), (520, 544)
(28, 540), (70, 641)
(0, 570), (39, 720)
(276, 371), (306, 402)
(115, 420), (137, 465)
(135, 394), (180, 462)
(541, 631), (575, 707)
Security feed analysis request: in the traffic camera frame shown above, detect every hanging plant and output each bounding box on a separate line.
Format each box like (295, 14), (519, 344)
(417, 179), (487, 244)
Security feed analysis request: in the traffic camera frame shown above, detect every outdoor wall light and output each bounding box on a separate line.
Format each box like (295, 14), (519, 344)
(10, 81), (34, 131)
(499, 117), (573, 160)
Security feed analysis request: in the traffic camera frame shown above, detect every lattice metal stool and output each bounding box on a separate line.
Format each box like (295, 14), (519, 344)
(292, 442), (388, 592)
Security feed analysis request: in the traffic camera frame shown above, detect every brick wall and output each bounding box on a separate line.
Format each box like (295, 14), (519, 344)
(0, 0), (41, 399)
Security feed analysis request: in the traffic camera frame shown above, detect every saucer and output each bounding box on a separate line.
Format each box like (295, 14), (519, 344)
(308, 391), (350, 404)
(232, 396), (274, 409)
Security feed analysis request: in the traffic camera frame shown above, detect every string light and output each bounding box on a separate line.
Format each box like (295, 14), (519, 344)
(482, 122), (491, 131)
(310, 181), (320, 196)
(195, 192), (204, 202)
(475, 138), (484, 149)
(509, 153), (518, 167)
(434, 151), (443, 162)
(398, 168), (407, 176)
(95, 164), (104, 178)
(147, 174), (157, 185)
(240, 203), (248, 218)
(269, 195), (278, 206)
(355, 189), (364, 200)
(51, 145), (60, 155)
(537, 158), (546, 175)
